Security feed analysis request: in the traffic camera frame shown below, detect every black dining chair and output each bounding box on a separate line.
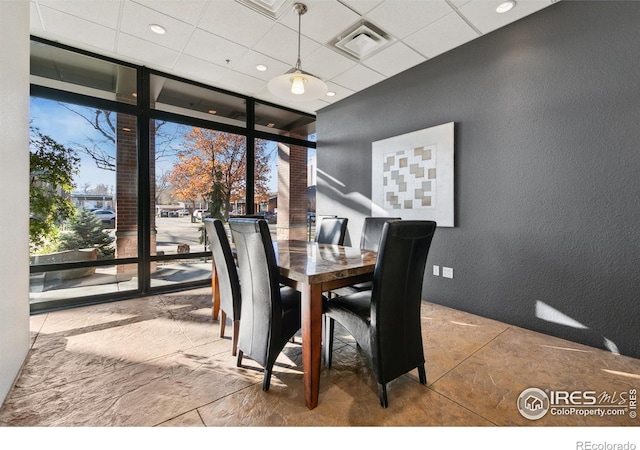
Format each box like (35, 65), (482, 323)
(228, 218), (302, 391)
(323, 220), (437, 407)
(315, 217), (348, 245)
(204, 219), (241, 356)
(342, 216), (402, 294)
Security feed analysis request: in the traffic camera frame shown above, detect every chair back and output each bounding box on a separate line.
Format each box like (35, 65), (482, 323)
(204, 219), (240, 320)
(370, 220), (437, 383)
(228, 218), (282, 367)
(315, 217), (348, 245)
(360, 217), (402, 252)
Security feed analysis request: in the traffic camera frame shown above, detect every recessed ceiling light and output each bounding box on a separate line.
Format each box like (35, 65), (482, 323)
(326, 91), (336, 97)
(496, 1), (515, 13)
(256, 64), (268, 72)
(266, 123), (275, 128)
(131, 92), (137, 98)
(208, 109), (217, 115)
(149, 24), (166, 34)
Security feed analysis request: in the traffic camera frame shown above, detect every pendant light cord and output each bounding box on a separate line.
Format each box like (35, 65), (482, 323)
(296, 6), (302, 71)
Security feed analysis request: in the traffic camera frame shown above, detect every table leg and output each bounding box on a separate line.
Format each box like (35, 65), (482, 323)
(301, 282), (323, 409)
(211, 267), (220, 321)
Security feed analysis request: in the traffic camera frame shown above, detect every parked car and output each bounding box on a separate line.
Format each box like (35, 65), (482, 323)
(177, 209), (190, 216)
(93, 209), (115, 224)
(193, 209), (210, 221)
(263, 211), (277, 224)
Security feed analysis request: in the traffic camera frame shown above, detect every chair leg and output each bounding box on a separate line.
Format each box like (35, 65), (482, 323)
(263, 367), (272, 391)
(232, 320), (240, 356)
(324, 315), (334, 367)
(219, 310), (227, 338)
(378, 383), (388, 408)
(418, 364), (427, 385)
(236, 350), (243, 367)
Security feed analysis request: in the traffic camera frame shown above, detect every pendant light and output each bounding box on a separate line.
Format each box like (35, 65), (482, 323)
(267, 3), (328, 100)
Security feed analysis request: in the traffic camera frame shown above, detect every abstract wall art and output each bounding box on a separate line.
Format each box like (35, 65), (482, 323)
(371, 122), (454, 226)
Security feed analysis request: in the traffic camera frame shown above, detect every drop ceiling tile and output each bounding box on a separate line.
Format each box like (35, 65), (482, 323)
(183, 28), (250, 69)
(232, 51), (291, 81)
(458, 0), (552, 35)
(330, 63), (385, 92)
(404, 11), (479, 59)
(172, 53), (231, 85)
(364, 0), (453, 39)
(30, 1), (44, 32)
(37, 0), (121, 29)
(338, 0), (384, 16)
(117, 33), (180, 69)
(120, 1), (195, 51)
(450, 0), (473, 8)
(278, 0), (362, 44)
(197, 0), (277, 48)
(132, 0), (209, 25)
(217, 70), (265, 95)
(252, 23), (321, 65)
(362, 41), (425, 77)
(37, 5), (118, 53)
(302, 46), (357, 81)
(323, 81), (355, 103)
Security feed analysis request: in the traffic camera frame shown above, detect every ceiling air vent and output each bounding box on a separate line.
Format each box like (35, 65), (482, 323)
(331, 22), (394, 61)
(235, 0), (292, 19)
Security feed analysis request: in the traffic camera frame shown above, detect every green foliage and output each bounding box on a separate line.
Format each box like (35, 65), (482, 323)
(58, 209), (115, 259)
(30, 128), (80, 253)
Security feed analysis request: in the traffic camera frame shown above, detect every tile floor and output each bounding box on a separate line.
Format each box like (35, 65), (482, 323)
(1, 287), (638, 429)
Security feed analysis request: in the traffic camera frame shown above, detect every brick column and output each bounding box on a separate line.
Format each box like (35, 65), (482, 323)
(115, 114), (157, 274)
(277, 142), (307, 241)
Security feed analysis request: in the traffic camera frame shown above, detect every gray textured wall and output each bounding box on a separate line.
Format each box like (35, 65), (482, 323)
(316, 1), (640, 358)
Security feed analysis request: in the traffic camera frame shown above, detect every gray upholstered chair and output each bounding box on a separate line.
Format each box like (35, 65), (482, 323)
(228, 218), (302, 391)
(323, 220), (437, 407)
(204, 219), (241, 356)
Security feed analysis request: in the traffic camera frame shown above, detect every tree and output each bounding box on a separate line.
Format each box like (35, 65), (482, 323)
(30, 127), (80, 253)
(58, 209), (114, 259)
(60, 105), (179, 171)
(166, 128), (271, 219)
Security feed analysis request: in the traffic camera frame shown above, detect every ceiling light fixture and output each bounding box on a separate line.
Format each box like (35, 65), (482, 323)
(149, 24), (166, 34)
(326, 91), (336, 97)
(267, 3), (327, 100)
(496, 1), (516, 13)
(256, 64), (268, 72)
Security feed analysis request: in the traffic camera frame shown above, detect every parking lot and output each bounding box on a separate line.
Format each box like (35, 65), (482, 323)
(155, 216), (206, 254)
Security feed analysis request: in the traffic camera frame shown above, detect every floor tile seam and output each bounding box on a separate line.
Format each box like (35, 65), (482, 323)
(192, 382), (264, 425)
(424, 385), (500, 426)
(153, 405), (205, 427)
(426, 325), (512, 387)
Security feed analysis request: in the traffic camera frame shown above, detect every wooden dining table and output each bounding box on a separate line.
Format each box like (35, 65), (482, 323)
(274, 240), (378, 409)
(211, 238), (378, 409)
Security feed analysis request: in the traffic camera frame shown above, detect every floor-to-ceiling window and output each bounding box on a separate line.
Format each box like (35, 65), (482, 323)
(28, 38), (316, 313)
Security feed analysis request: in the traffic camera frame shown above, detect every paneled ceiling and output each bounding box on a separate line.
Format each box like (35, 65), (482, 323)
(30, 0), (556, 115)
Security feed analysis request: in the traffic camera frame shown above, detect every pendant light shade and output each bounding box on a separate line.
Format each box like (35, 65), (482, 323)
(267, 3), (327, 101)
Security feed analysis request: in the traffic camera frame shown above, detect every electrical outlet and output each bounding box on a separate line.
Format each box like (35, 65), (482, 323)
(443, 267), (453, 279)
(433, 265), (440, 276)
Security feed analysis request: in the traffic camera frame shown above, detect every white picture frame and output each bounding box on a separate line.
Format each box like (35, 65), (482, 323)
(371, 122), (454, 227)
